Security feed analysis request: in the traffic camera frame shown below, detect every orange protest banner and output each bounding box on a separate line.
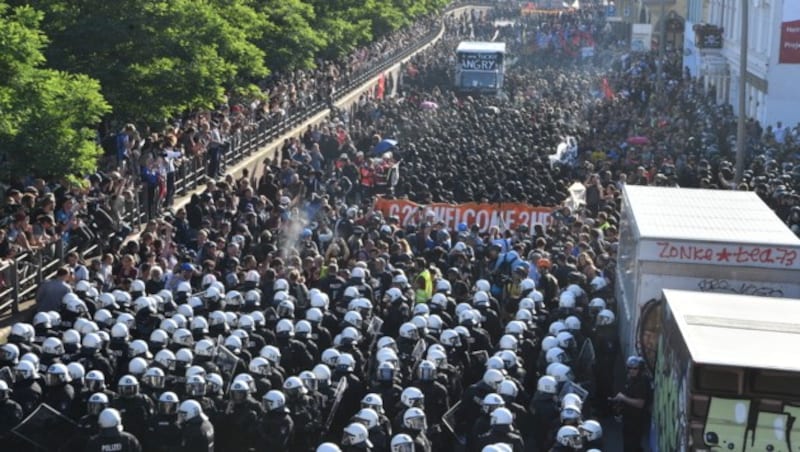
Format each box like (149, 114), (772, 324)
(373, 198), (554, 232)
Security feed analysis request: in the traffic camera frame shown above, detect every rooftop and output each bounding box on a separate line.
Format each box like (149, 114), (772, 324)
(456, 41), (507, 53)
(623, 185), (800, 246)
(664, 289), (800, 372)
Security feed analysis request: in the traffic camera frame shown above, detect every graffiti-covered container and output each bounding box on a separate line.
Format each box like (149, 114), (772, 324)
(616, 185), (800, 364)
(651, 289), (800, 452)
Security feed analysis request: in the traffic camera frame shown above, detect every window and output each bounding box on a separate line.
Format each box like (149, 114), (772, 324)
(459, 72), (498, 90)
(688, 0), (703, 23)
(695, 366), (741, 393)
(751, 370), (800, 398)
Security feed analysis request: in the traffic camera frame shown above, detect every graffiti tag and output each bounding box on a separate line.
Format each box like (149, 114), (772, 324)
(703, 398), (800, 452)
(696, 279), (785, 297)
(647, 240), (799, 269)
(652, 334), (689, 452)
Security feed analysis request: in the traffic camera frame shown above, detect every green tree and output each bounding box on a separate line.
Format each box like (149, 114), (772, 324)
(0, 3), (110, 182)
(255, 0), (327, 70)
(306, 0), (373, 58)
(27, 0), (268, 122)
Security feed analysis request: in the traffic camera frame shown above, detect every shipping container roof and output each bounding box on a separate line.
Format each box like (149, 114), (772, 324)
(456, 41), (506, 53)
(623, 185), (800, 246)
(664, 289), (800, 372)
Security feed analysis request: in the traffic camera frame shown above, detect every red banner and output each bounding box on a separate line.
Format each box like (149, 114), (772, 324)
(373, 198), (554, 232)
(780, 2), (800, 63)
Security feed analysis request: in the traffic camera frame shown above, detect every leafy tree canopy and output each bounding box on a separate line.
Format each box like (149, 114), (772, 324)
(1, 0), (450, 181)
(0, 2), (110, 183)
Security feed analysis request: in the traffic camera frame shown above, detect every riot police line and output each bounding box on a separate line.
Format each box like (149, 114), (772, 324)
(0, 254), (652, 451)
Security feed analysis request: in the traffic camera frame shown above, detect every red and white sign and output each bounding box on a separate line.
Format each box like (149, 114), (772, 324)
(639, 240), (800, 270)
(373, 198), (554, 232)
(780, 0), (800, 64)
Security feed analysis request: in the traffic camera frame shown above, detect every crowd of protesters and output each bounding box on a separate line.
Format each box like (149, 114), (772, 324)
(0, 9), (444, 274)
(1, 2), (800, 452)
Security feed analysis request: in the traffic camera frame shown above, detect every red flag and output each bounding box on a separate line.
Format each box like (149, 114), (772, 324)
(601, 78), (615, 100)
(376, 73), (386, 100)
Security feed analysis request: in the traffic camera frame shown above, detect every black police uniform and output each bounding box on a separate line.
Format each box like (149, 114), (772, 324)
(476, 424), (525, 452)
(530, 391), (560, 452)
(217, 398), (260, 451)
(413, 379), (449, 422)
(621, 373), (651, 452)
(0, 397), (23, 439)
(145, 414), (182, 452)
(43, 381), (75, 415)
(112, 394), (154, 441)
(381, 300), (410, 338)
(12, 378), (42, 416)
(84, 428), (142, 452)
(180, 415), (215, 452)
(467, 413), (492, 452)
(286, 394), (322, 452)
(257, 408), (294, 451)
(397, 427), (432, 452)
(456, 380), (491, 437)
(367, 424), (391, 452)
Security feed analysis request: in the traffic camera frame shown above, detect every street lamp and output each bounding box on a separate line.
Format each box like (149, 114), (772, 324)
(734, 0), (748, 184)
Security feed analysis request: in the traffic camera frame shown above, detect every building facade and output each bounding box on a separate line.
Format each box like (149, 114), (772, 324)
(693, 0), (800, 128)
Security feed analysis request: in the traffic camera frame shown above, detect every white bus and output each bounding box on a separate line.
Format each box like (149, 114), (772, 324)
(454, 41), (506, 94)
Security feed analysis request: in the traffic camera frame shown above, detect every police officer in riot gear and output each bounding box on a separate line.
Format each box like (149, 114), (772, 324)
(42, 363), (76, 415)
(12, 360), (42, 416)
(84, 408), (142, 452)
(275, 319), (314, 375)
(530, 375), (561, 452)
(78, 333), (115, 381)
(370, 362), (403, 419)
(397, 407), (432, 452)
(0, 380), (23, 441)
(330, 353), (366, 438)
(145, 391), (182, 452)
(284, 376), (323, 452)
(177, 399), (215, 452)
(411, 360), (449, 422)
(467, 393), (505, 452)
(218, 379), (261, 451)
(457, 369), (503, 441)
(112, 375), (154, 441)
(476, 407), (524, 452)
(612, 356), (651, 452)
(353, 408), (390, 452)
(258, 390), (295, 451)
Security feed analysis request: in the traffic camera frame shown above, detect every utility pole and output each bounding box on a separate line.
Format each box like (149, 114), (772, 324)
(734, 0), (748, 184)
(658, 0), (668, 92)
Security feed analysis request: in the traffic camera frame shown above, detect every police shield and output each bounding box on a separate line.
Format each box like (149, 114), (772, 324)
(442, 400), (461, 435)
(324, 378), (349, 432)
(367, 316), (384, 336)
(558, 381), (589, 401)
(411, 340), (426, 364)
(214, 339), (240, 378)
(366, 317), (385, 371)
(575, 338), (596, 380)
(0, 366), (14, 385)
(12, 403), (79, 451)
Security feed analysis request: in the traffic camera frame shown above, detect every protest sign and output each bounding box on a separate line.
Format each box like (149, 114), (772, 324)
(373, 198), (553, 232)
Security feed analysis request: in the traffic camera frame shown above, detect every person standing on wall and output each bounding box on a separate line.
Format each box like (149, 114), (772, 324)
(611, 355), (652, 452)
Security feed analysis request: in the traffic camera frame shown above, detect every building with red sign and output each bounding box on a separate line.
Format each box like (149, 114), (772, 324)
(694, 0), (800, 127)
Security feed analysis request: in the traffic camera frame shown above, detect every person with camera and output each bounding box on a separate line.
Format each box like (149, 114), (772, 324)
(610, 356), (651, 452)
